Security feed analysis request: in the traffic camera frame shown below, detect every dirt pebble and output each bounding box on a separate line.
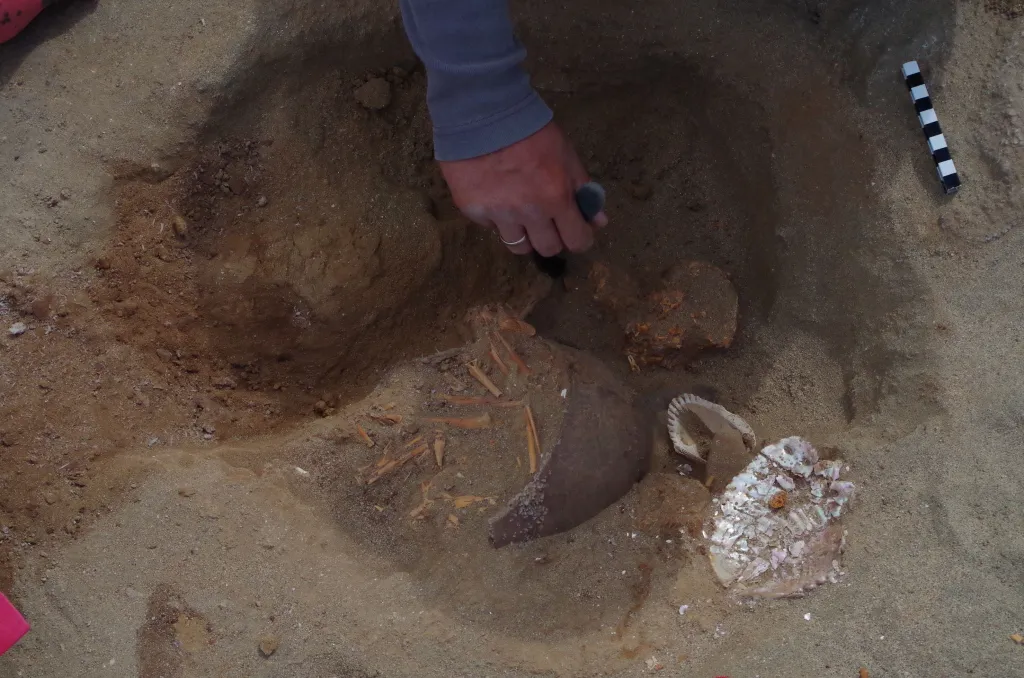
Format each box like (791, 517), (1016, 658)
(258, 634), (279, 657)
(354, 77), (392, 110)
(172, 215), (188, 236)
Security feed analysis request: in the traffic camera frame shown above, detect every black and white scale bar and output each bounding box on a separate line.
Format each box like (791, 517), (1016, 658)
(902, 60), (960, 194)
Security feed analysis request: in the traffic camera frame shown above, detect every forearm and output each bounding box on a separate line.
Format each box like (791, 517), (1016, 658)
(399, 0), (552, 161)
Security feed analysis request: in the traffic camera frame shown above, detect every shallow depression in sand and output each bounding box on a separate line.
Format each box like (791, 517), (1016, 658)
(56, 0), (952, 671)
(112, 0), (947, 646)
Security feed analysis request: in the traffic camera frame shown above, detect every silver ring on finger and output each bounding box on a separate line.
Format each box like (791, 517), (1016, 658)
(499, 234), (528, 246)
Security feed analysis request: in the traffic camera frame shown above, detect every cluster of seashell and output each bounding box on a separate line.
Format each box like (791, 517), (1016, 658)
(667, 395), (855, 598)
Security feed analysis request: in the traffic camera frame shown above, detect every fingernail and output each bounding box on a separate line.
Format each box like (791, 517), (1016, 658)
(593, 211), (609, 228)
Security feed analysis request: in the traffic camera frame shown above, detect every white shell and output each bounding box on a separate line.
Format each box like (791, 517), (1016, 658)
(706, 435), (854, 597)
(667, 393), (758, 462)
(664, 394), (854, 597)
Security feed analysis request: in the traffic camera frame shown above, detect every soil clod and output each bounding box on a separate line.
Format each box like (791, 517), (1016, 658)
(258, 634), (279, 657)
(354, 77), (392, 110)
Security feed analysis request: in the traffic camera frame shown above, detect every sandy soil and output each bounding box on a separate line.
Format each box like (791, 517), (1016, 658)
(2, 0), (1024, 676)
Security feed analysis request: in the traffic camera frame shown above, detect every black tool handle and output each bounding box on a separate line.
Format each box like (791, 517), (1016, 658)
(574, 181), (606, 222)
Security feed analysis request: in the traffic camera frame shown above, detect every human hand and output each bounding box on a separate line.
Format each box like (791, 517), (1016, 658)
(439, 122), (608, 256)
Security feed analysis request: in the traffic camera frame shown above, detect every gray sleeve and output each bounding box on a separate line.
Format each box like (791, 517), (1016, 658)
(399, 0), (553, 161)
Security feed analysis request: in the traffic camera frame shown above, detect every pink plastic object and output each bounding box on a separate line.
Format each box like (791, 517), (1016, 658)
(0, 0), (45, 45)
(0, 592), (29, 656)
